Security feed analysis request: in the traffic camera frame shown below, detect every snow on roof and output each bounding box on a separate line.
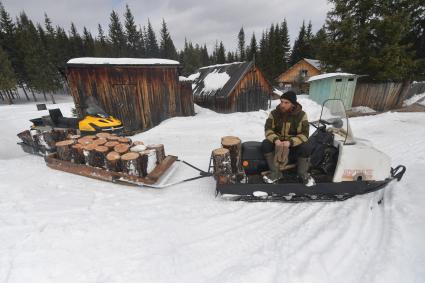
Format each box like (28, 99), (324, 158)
(199, 62), (244, 70)
(307, 72), (356, 82)
(304, 58), (322, 70)
(273, 88), (283, 96)
(67, 57), (180, 65)
(179, 76), (191, 82)
(188, 72), (200, 81)
(202, 70), (230, 93)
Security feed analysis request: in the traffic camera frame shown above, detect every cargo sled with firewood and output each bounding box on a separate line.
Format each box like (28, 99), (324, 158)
(211, 99), (406, 202)
(41, 132), (178, 187)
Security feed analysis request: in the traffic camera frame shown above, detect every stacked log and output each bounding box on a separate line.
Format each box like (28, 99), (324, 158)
(17, 128), (69, 154)
(71, 143), (85, 164)
(56, 140), (75, 161)
(147, 144), (165, 164)
(32, 133), (167, 178)
(212, 148), (234, 184)
(106, 151), (121, 172)
(92, 146), (108, 168)
(121, 152), (142, 176)
(140, 149), (157, 175)
(221, 136), (242, 174)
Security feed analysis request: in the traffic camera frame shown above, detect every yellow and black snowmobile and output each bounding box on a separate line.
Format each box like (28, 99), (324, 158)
(30, 97), (123, 135)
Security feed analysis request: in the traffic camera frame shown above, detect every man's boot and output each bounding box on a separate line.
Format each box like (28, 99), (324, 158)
(297, 157), (316, 187)
(263, 152), (282, 184)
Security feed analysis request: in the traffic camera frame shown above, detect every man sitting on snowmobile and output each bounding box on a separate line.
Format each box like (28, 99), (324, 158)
(262, 91), (314, 185)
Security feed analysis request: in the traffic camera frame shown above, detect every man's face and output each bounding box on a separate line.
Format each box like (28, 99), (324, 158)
(279, 98), (293, 112)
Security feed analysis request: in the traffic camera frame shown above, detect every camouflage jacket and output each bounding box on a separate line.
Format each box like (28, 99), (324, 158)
(264, 103), (309, 147)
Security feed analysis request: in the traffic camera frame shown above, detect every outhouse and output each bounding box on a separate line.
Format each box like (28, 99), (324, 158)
(307, 73), (358, 110)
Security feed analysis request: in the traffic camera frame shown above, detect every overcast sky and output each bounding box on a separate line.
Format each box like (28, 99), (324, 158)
(3, 0), (332, 53)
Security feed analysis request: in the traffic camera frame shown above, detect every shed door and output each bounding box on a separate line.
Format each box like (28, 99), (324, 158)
(112, 84), (139, 133)
(333, 78), (346, 100)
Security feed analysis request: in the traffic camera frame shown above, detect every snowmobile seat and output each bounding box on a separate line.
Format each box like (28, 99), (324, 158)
(241, 141), (269, 175)
(49, 108), (79, 129)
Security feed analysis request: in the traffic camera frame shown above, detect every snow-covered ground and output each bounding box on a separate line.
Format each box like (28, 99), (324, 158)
(1, 96), (425, 283)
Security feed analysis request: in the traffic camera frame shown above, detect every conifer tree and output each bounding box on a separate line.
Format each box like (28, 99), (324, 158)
(159, 19), (178, 60)
(69, 22), (84, 57)
(95, 24), (109, 56)
(108, 10), (126, 57)
(136, 25), (146, 57)
(247, 33), (257, 61)
(290, 21), (307, 65)
(325, 0), (414, 81)
(145, 19), (159, 57)
(238, 27), (245, 61)
(280, 19), (291, 71)
(217, 41), (226, 64)
(82, 27), (95, 56)
(200, 44), (210, 66)
(0, 46), (17, 103)
(124, 4), (138, 57)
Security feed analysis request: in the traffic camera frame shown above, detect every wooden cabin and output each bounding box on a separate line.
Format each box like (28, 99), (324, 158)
(276, 58), (322, 93)
(66, 58), (194, 134)
(191, 61), (272, 113)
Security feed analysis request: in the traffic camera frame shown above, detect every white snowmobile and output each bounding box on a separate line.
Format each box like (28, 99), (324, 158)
(214, 99), (406, 202)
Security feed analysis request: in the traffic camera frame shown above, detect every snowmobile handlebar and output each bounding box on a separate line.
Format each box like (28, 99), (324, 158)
(390, 165), (406, 181)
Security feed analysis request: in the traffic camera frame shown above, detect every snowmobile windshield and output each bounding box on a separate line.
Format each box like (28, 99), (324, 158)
(319, 99), (355, 145)
(84, 97), (109, 118)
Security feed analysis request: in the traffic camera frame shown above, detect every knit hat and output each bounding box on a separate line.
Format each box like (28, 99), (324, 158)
(280, 90), (297, 105)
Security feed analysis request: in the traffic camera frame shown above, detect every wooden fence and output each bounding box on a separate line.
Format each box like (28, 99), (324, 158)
(352, 81), (411, 111)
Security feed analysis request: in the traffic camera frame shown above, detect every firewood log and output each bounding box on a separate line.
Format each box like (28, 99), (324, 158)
(82, 143), (98, 166)
(92, 138), (107, 146)
(118, 137), (132, 144)
(114, 143), (130, 154)
(55, 139), (75, 161)
(121, 152), (142, 176)
(212, 148), (234, 184)
(104, 141), (120, 151)
(71, 143), (85, 164)
(106, 151), (121, 172)
(96, 132), (111, 139)
(147, 144), (165, 164)
(130, 144), (147, 152)
(221, 136), (242, 174)
(140, 149), (157, 176)
(132, 141), (145, 146)
(107, 135), (120, 142)
(90, 145), (109, 168)
(17, 130), (36, 147)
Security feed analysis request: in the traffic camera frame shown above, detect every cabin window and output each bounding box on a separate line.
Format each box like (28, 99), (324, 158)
(336, 78), (342, 82)
(300, 69), (308, 77)
(348, 78), (354, 81)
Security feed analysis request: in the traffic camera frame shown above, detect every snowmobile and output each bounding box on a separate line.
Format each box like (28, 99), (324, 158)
(29, 96), (123, 135)
(17, 97), (123, 156)
(214, 99), (406, 202)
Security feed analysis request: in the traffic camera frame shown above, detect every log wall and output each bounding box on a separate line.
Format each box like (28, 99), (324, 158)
(66, 65), (194, 134)
(194, 66), (272, 113)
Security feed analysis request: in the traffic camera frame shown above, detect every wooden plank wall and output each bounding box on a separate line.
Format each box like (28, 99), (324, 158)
(352, 81), (411, 111)
(230, 67), (271, 112)
(196, 66), (272, 113)
(180, 81), (195, 116)
(67, 65), (194, 134)
(276, 60), (321, 84)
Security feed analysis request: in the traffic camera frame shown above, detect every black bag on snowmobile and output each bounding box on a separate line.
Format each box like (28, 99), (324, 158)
(309, 128), (338, 175)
